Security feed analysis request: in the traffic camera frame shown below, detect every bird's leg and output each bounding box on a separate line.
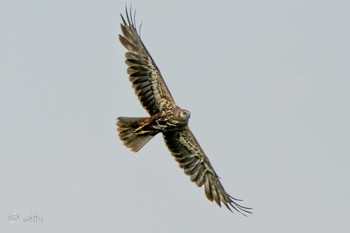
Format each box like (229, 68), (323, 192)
(134, 124), (152, 135)
(133, 117), (159, 135)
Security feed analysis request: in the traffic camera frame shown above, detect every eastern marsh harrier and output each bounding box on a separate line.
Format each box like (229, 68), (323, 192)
(116, 8), (251, 216)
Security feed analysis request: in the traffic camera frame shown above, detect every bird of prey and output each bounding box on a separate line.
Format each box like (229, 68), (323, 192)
(116, 8), (252, 216)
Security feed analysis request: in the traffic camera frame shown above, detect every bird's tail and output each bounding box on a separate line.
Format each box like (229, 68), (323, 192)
(116, 117), (156, 152)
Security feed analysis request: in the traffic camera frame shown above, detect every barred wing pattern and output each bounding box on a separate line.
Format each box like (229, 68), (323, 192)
(163, 127), (252, 216)
(119, 11), (176, 115)
(118, 8), (251, 215)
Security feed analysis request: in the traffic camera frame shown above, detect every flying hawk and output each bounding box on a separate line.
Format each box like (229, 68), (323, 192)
(116, 8), (251, 216)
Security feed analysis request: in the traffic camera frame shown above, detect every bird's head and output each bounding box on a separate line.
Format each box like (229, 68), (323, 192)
(179, 109), (191, 121)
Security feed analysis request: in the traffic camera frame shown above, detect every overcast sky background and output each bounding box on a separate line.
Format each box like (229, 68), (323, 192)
(1, 0), (349, 232)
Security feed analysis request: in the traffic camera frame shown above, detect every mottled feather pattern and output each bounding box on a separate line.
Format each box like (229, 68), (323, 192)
(119, 12), (175, 115)
(117, 8), (252, 215)
(163, 127), (252, 216)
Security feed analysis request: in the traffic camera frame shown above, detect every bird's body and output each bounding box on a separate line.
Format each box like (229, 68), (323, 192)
(118, 106), (190, 152)
(116, 8), (251, 216)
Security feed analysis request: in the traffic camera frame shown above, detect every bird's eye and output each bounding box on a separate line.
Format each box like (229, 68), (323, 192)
(180, 110), (191, 119)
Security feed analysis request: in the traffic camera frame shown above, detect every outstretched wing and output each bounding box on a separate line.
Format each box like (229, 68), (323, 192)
(119, 9), (176, 115)
(163, 127), (252, 216)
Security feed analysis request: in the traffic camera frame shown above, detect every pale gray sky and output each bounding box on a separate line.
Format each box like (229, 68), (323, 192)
(1, 0), (349, 232)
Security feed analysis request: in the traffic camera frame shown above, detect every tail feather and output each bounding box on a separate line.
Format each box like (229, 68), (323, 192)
(116, 117), (156, 152)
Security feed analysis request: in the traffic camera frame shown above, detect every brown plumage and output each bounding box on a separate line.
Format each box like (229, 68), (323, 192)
(116, 7), (252, 216)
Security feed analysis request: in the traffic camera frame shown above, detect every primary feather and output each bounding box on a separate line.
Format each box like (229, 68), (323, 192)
(117, 7), (252, 215)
